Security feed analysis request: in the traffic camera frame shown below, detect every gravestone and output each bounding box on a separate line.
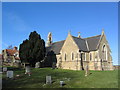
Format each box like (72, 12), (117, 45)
(25, 66), (30, 73)
(46, 76), (52, 84)
(60, 81), (64, 87)
(35, 62), (40, 68)
(15, 62), (21, 68)
(25, 66), (31, 76)
(7, 71), (13, 78)
(3, 67), (7, 72)
(85, 65), (89, 77)
(52, 62), (56, 69)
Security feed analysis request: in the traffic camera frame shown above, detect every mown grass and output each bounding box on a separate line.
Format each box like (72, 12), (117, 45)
(2, 67), (118, 88)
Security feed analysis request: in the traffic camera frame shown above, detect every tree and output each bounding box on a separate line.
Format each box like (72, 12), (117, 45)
(44, 50), (57, 67)
(19, 31), (46, 67)
(19, 39), (30, 64)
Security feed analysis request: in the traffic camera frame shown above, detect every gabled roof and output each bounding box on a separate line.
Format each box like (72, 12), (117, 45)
(46, 34), (101, 54)
(84, 35), (101, 51)
(72, 36), (88, 51)
(6, 49), (19, 56)
(46, 40), (65, 55)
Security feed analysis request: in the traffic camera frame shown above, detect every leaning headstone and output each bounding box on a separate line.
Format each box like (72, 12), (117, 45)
(3, 67), (7, 72)
(85, 65), (89, 77)
(35, 62), (40, 68)
(46, 76), (52, 84)
(7, 71), (13, 78)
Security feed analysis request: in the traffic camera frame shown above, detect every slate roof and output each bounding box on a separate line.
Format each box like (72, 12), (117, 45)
(72, 36), (88, 51)
(46, 40), (65, 55)
(46, 34), (101, 54)
(84, 35), (101, 51)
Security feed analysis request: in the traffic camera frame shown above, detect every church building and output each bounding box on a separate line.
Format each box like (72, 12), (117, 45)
(46, 30), (113, 70)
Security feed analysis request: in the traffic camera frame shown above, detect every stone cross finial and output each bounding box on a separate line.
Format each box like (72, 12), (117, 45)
(78, 32), (81, 38)
(102, 28), (105, 35)
(68, 30), (71, 34)
(102, 28), (104, 32)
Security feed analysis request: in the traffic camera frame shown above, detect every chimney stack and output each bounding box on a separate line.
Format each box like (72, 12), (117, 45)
(13, 46), (17, 50)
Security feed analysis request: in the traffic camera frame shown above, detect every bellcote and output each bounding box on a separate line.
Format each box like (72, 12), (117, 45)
(46, 32), (52, 47)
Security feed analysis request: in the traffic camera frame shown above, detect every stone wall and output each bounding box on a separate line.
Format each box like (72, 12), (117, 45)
(59, 33), (81, 70)
(97, 33), (113, 70)
(54, 32), (113, 71)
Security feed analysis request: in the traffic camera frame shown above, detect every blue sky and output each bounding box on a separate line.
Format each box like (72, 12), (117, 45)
(2, 2), (118, 65)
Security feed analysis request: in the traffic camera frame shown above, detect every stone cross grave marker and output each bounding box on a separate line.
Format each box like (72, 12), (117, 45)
(3, 67), (7, 72)
(35, 62), (40, 68)
(46, 76), (52, 84)
(7, 71), (13, 78)
(85, 65), (89, 76)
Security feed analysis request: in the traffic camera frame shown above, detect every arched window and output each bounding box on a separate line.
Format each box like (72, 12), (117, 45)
(81, 53), (85, 60)
(103, 45), (106, 52)
(76, 53), (78, 59)
(65, 53), (67, 61)
(90, 53), (92, 61)
(102, 45), (107, 60)
(95, 52), (97, 59)
(71, 52), (74, 60)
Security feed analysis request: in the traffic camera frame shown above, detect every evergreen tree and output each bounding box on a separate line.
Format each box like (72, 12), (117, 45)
(19, 31), (46, 67)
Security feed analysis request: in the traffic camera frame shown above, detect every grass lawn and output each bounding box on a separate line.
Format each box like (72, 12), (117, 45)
(2, 67), (118, 88)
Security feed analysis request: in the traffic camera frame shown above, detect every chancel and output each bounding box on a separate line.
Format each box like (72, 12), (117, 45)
(46, 30), (113, 71)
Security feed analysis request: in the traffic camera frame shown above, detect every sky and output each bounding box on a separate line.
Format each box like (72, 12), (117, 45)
(2, 2), (118, 65)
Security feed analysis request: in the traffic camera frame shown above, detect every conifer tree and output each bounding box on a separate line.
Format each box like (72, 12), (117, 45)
(19, 31), (46, 67)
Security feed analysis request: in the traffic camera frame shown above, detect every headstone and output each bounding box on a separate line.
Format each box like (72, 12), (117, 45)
(0, 72), (2, 74)
(60, 81), (64, 87)
(46, 76), (52, 84)
(7, 71), (13, 78)
(15, 62), (21, 68)
(25, 65), (31, 76)
(3, 67), (7, 72)
(52, 62), (56, 69)
(85, 65), (89, 77)
(16, 74), (20, 77)
(25, 66), (30, 74)
(35, 62), (40, 68)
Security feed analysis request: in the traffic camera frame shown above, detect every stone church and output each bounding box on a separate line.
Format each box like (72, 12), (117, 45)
(46, 30), (113, 70)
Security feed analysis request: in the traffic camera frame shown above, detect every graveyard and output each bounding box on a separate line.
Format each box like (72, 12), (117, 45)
(2, 66), (118, 88)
